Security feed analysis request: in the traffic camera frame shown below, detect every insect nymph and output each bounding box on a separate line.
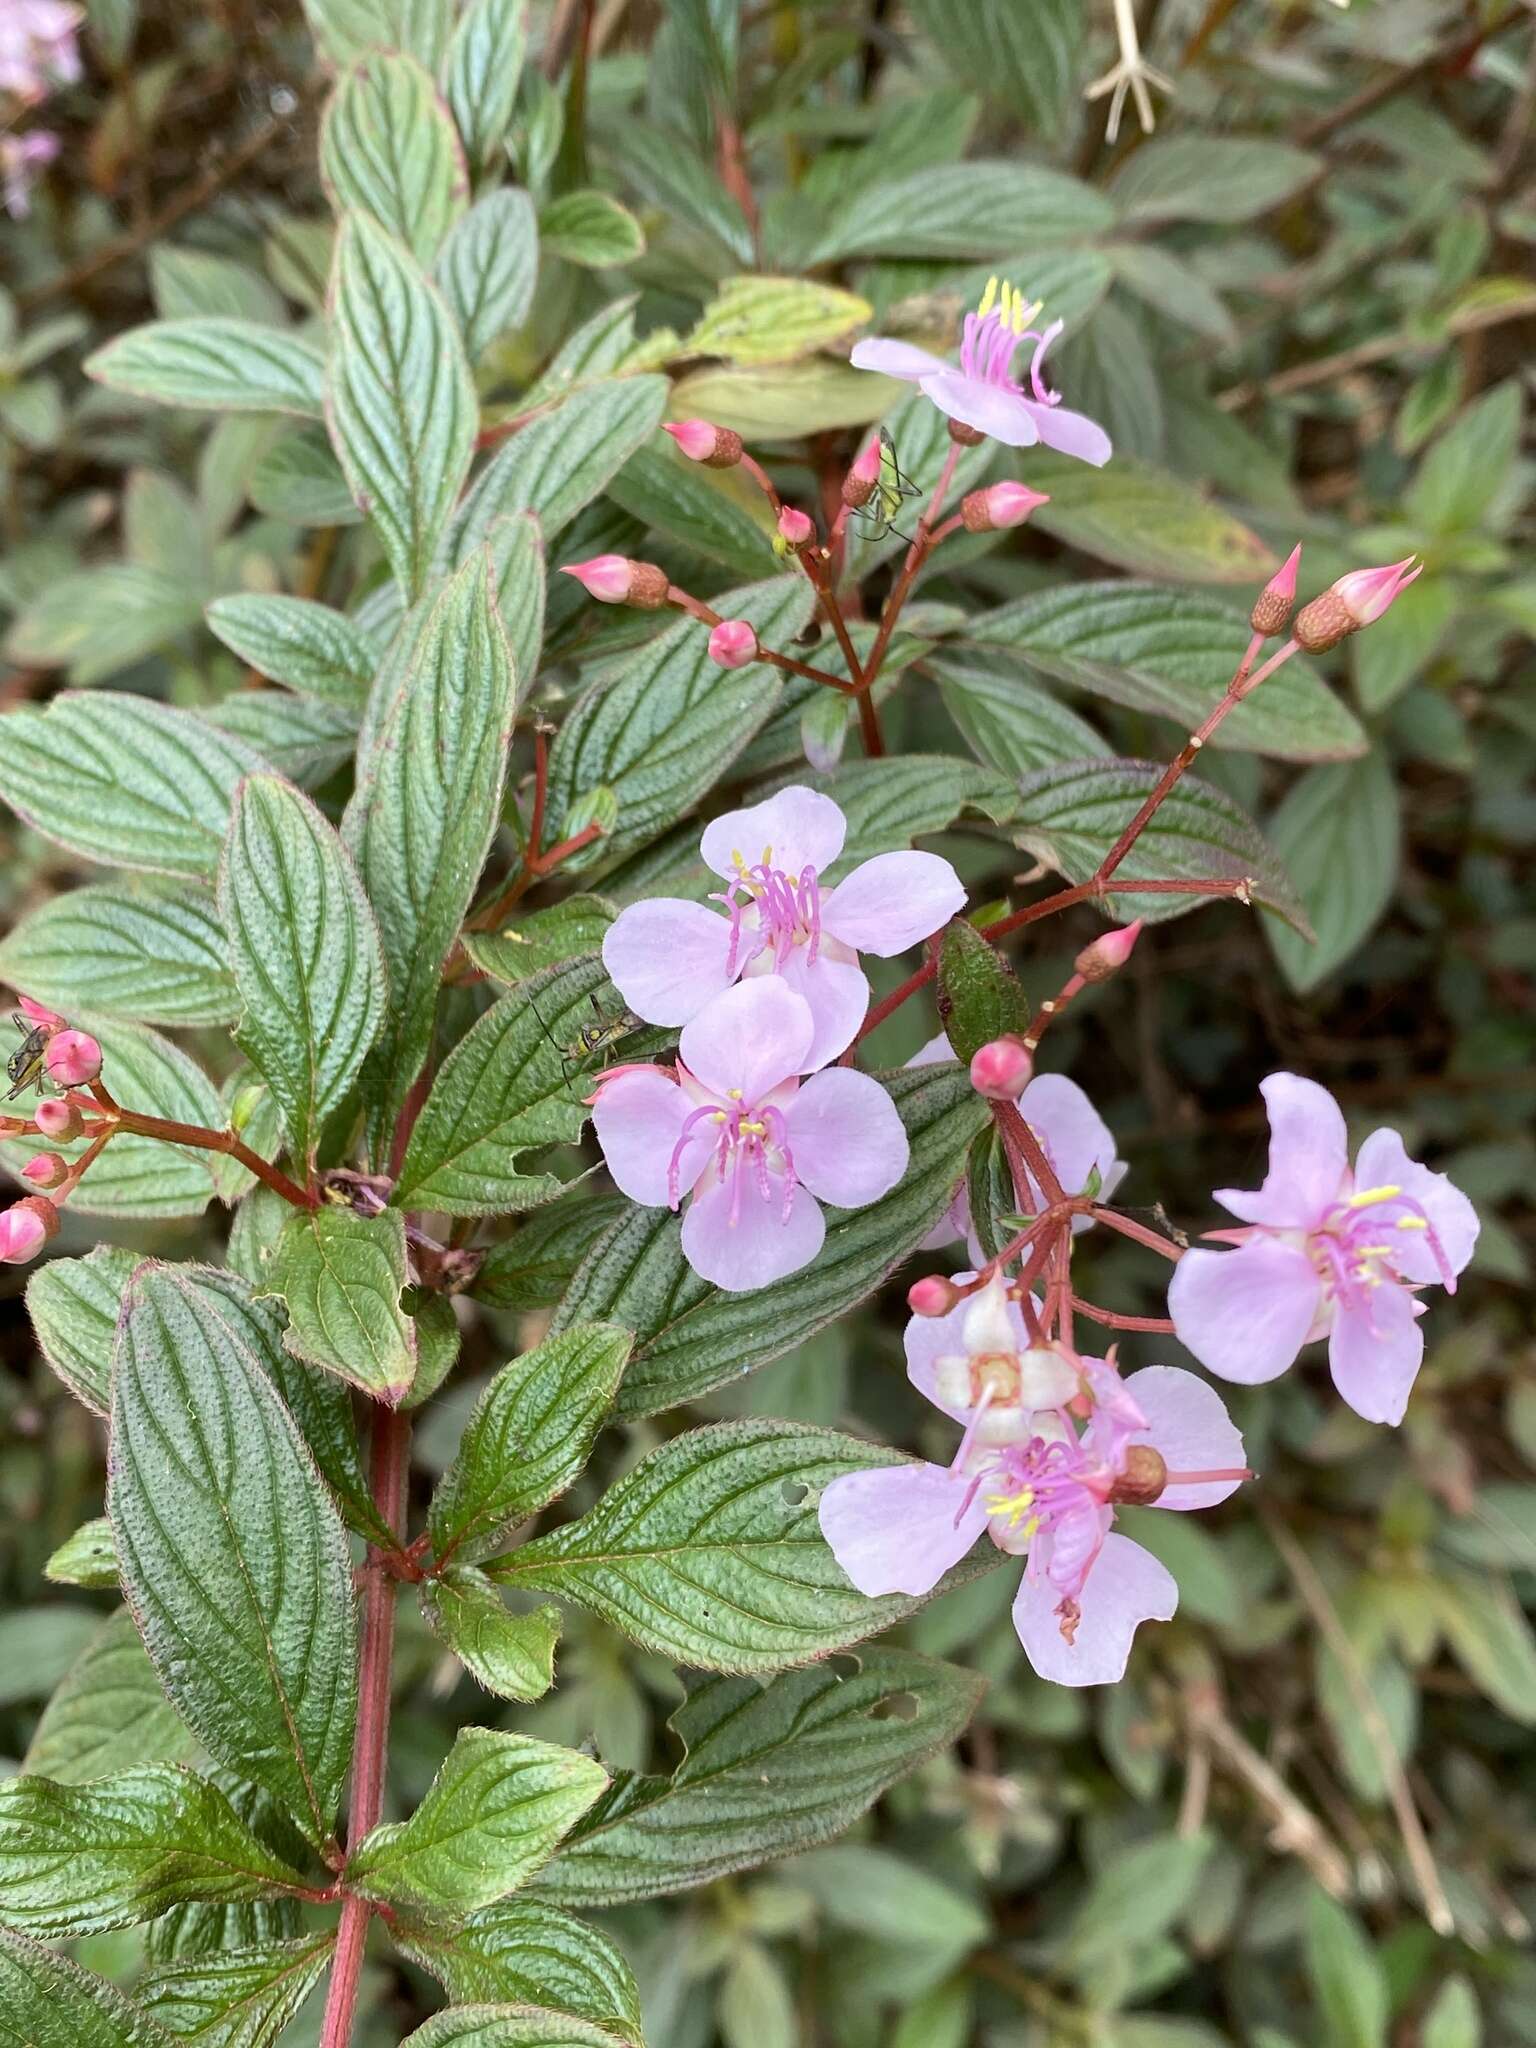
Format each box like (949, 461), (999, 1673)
(852, 426), (920, 543)
(530, 988), (644, 1087)
(6, 1013), (52, 1102)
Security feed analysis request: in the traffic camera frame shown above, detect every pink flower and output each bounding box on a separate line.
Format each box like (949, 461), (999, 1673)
(1167, 1074), (1479, 1426)
(559, 555), (669, 608)
(1074, 919), (1142, 984)
(707, 619), (758, 669)
(1333, 555), (1423, 627)
(591, 978), (908, 1292)
(820, 1287), (1247, 1685)
(43, 1029), (101, 1087)
(1, 131), (59, 219)
(0, 1196), (59, 1264)
(969, 1037), (1032, 1101)
(602, 787), (966, 1071)
(0, 1), (81, 102)
(851, 276), (1111, 464)
(663, 418), (741, 467)
(1252, 543), (1302, 638)
(842, 435), (882, 509)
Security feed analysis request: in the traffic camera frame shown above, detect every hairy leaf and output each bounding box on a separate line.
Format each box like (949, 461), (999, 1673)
(422, 1570), (562, 1702)
(24, 1609), (198, 1786)
(136, 1934), (335, 2048)
(0, 1926), (168, 2048)
(86, 320), (327, 415)
(321, 52), (467, 260)
(268, 1206), (417, 1402)
(205, 595), (376, 706)
(438, 189), (539, 361)
(450, 376), (668, 551)
(397, 1900), (642, 2044)
(445, 0), (528, 171)
(0, 880), (234, 1027)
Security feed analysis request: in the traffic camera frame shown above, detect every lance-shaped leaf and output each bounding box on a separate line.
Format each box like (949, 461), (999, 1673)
(438, 189), (539, 362)
(469, 1196), (628, 1314)
(221, 775), (387, 1169)
(0, 880), (235, 1027)
(0, 691), (266, 879)
(320, 52), (467, 261)
(538, 190), (645, 268)
(463, 896), (614, 988)
(392, 954), (612, 1216)
(24, 1609), (199, 1787)
(344, 551), (515, 1154)
(937, 917), (1030, 1065)
(0, 1926), (168, 2048)
(445, 0), (528, 171)
(86, 319), (326, 416)
(421, 1570), (562, 1703)
(327, 211), (476, 600)
(27, 1245), (141, 1412)
(268, 1206), (417, 1403)
(486, 1422), (1002, 1672)
(137, 1934), (335, 2048)
(348, 1729), (608, 1919)
(553, 1063), (988, 1416)
(402, 2010), (629, 2048)
(205, 595), (376, 706)
(537, 1648), (983, 1905)
(397, 1899), (642, 2045)
(301, 0), (449, 66)
(109, 1265), (358, 1851)
(142, 1772), (310, 1968)
(0, 1766), (311, 1935)
(429, 1322), (631, 1564)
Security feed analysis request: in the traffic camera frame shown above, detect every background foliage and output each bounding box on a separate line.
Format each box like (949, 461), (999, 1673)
(1, 1), (1534, 2044)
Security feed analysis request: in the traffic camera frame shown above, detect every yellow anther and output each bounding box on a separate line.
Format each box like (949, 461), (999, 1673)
(984, 1483), (1038, 1532)
(978, 275), (998, 318)
(1396, 1216), (1428, 1231)
(731, 847), (746, 872)
(727, 1088), (743, 1100)
(710, 1111), (727, 1124)
(1348, 1184), (1402, 1208)
(739, 1119), (767, 1136)
(761, 844), (773, 866)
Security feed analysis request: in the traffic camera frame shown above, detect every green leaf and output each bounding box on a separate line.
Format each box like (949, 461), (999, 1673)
(24, 1609), (199, 1786)
(1022, 455), (1275, 584)
(929, 653), (1109, 778)
(429, 1321), (631, 1564)
(555, 1063), (988, 1416)
(1060, 1832), (1212, 1976)
(5, 565), (204, 684)
(967, 583), (1366, 762)
(205, 595), (376, 706)
(480, 510), (547, 693)
(327, 210), (477, 600)
(463, 896), (615, 986)
(302, 0), (452, 66)
(401, 2009), (624, 2048)
(604, 119), (753, 264)
(392, 954), (609, 1215)
(26, 1247), (140, 1413)
(422, 1569), (562, 1702)
(0, 880), (235, 1027)
(348, 1728), (608, 1919)
(544, 574), (810, 867)
(803, 159), (1111, 264)
(343, 551), (516, 1152)
(249, 426), (364, 527)
(0, 1926), (168, 2048)
(1265, 755), (1400, 992)
(1433, 1567), (1536, 1723)
(268, 1206), (417, 1402)
(1010, 757), (1307, 930)
(398, 1899), (642, 2045)
(1306, 1889), (1387, 2048)
(45, 1517), (119, 1589)
(606, 443), (777, 577)
(321, 52), (467, 261)
(684, 274), (870, 365)
(790, 1844), (987, 1963)
(470, 1196), (629, 1313)
(221, 774), (387, 1167)
(444, 0), (527, 172)
(1109, 135), (1318, 223)
(1437, 1483), (1536, 1568)
(537, 1648), (982, 1906)
(1352, 579), (1457, 714)
(906, 0), (1080, 136)
(109, 1264), (358, 1850)
(0, 1766), (310, 1935)
(438, 189), (539, 361)
(937, 916), (1029, 1064)
(204, 694), (362, 791)
(488, 1420), (1001, 1671)
(1405, 380), (1523, 536)
(137, 1933), (335, 2048)
(86, 320), (327, 415)
(151, 246), (285, 326)
(1423, 1977), (1481, 2048)
(0, 691), (265, 879)
(450, 376), (668, 549)
(539, 190), (646, 268)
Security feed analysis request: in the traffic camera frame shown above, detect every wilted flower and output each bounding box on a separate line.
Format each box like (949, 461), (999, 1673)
(851, 277), (1111, 464)
(591, 978), (907, 1292)
(1167, 1073), (1479, 1425)
(602, 787), (966, 1071)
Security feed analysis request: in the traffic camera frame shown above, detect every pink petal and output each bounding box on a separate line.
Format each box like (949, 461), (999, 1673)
(918, 369), (1041, 447)
(920, 1186), (971, 1253)
(1017, 1074), (1124, 1204)
(681, 1171), (825, 1292)
(1012, 1532), (1177, 1687)
(1352, 1126), (1480, 1285)
(1027, 401), (1113, 467)
(677, 978), (812, 1101)
(1328, 1284), (1424, 1427)
(819, 1461), (989, 1597)
(759, 945), (870, 1069)
(785, 1068), (908, 1209)
(907, 1031), (954, 1068)
(699, 786), (846, 882)
(593, 1070), (694, 1207)
(905, 1280), (993, 1422)
(850, 337), (950, 383)
(1167, 1238), (1321, 1385)
(1217, 1073), (1349, 1229)
(601, 899), (734, 1025)
(1121, 1365), (1246, 1511)
(820, 851), (967, 956)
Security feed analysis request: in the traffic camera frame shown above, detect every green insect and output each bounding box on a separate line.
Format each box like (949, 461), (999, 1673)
(6, 1013), (53, 1102)
(852, 427), (920, 543)
(530, 988), (644, 1087)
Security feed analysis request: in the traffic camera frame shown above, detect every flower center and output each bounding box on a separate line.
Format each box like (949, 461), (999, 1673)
(979, 1433), (1112, 1548)
(710, 843), (825, 977)
(666, 1085), (798, 1225)
(958, 276), (1059, 405)
(1308, 1181), (1450, 1315)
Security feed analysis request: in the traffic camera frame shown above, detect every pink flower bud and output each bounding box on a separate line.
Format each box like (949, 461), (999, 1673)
(842, 436), (882, 509)
(776, 506), (814, 550)
(44, 1030), (102, 1088)
(908, 1273), (963, 1317)
(33, 1097), (81, 1140)
(1074, 919), (1143, 984)
(961, 481), (1050, 533)
(969, 1036), (1033, 1101)
(707, 619), (759, 669)
(22, 1152), (66, 1188)
(1251, 543), (1301, 637)
(560, 554), (670, 610)
(663, 418), (742, 468)
(1333, 554), (1423, 627)
(0, 1197), (58, 1264)
(15, 994), (63, 1030)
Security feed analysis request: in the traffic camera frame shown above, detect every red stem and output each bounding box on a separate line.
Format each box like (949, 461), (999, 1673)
(1070, 1294), (1179, 1333)
(860, 441), (962, 690)
(102, 1100), (318, 1209)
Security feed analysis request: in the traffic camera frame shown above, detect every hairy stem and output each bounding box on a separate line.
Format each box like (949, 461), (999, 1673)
(98, 1096), (318, 1210)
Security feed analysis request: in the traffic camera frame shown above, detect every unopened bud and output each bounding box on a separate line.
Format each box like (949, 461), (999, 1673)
(1250, 543), (1301, 637)
(33, 1098), (81, 1140)
(961, 481), (1050, 533)
(707, 619), (759, 669)
(1294, 554), (1423, 652)
(842, 436), (882, 509)
(44, 1030), (102, 1088)
(560, 555), (670, 609)
(22, 1152), (66, 1188)
(947, 418), (985, 446)
(0, 1197), (59, 1264)
(776, 505), (814, 551)
(969, 1036), (1033, 1101)
(663, 418), (743, 468)
(1074, 919), (1143, 984)
(908, 1273), (962, 1318)
(1107, 1444), (1167, 1506)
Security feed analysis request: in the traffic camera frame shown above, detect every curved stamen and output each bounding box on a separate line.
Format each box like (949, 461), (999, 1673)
(759, 1102), (797, 1219)
(1028, 319), (1065, 406)
(666, 1103), (725, 1209)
